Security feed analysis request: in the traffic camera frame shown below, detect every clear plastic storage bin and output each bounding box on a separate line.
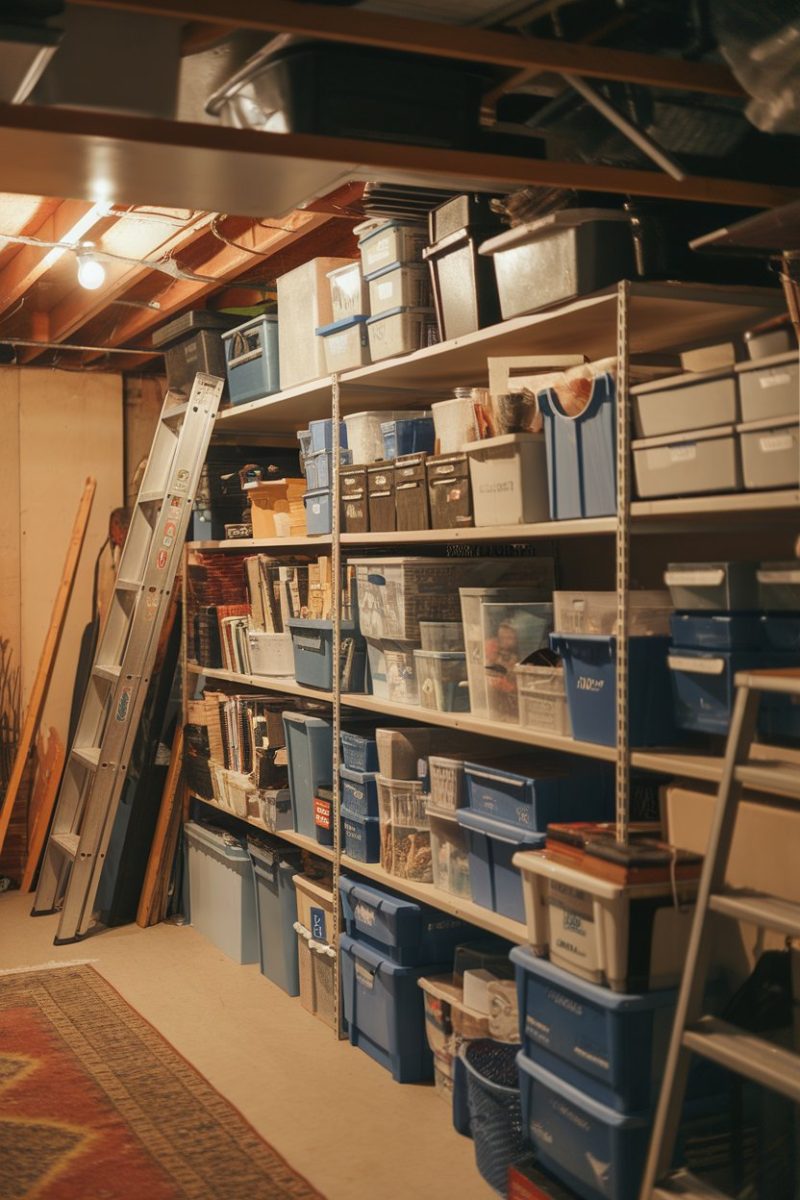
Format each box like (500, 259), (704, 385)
(427, 755), (468, 812)
(385, 645), (420, 704)
(481, 601), (553, 723)
(460, 582), (555, 719)
(428, 807), (471, 898)
(369, 262), (431, 317)
(553, 590), (672, 636)
(514, 663), (571, 735)
(359, 221), (427, 277)
(344, 409), (423, 465)
(377, 775), (432, 882)
(317, 315), (371, 373)
(432, 394), (479, 453)
(414, 649), (469, 712)
(367, 306), (434, 362)
(327, 260), (368, 321)
(419, 621), (465, 652)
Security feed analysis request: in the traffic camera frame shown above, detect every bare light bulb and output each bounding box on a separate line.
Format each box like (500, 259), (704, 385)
(77, 254), (106, 290)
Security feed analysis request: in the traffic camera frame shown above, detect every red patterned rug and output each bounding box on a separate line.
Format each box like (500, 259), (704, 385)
(0, 964), (324, 1199)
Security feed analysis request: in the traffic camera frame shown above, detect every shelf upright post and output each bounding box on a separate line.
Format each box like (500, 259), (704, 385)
(615, 280), (631, 845)
(330, 372), (346, 1038)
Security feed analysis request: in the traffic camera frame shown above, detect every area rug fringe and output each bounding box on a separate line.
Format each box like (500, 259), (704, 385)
(0, 958), (97, 976)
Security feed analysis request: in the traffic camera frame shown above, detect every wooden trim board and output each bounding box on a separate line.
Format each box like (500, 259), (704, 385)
(20, 728), (66, 893)
(136, 724), (184, 927)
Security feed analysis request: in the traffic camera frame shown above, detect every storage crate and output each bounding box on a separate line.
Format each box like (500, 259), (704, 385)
(512, 850), (696, 992)
(184, 821), (259, 964)
(327, 260), (368, 321)
(339, 874), (470, 966)
(340, 763), (379, 818)
(481, 601), (553, 723)
(632, 367), (737, 439)
(758, 561), (800, 610)
(552, 634), (678, 748)
(511, 945), (680, 1112)
(249, 839), (302, 995)
(759, 614), (800, 651)
(461, 1040), (528, 1194)
(367, 463), (396, 533)
(259, 788), (293, 833)
(340, 464), (369, 533)
(317, 315), (371, 373)
(294, 872), (335, 944)
(340, 729), (379, 773)
(385, 644), (419, 704)
(514, 664), (571, 735)
(424, 226), (502, 340)
(394, 452), (430, 530)
(428, 755), (468, 813)
(345, 410), (418, 465)
(739, 415), (799, 490)
(153, 311), (233, 397)
(465, 433), (550, 527)
(368, 262), (431, 317)
(456, 809), (546, 924)
(429, 193), (500, 243)
(367, 306), (435, 362)
(419, 974), (492, 1098)
(668, 647), (800, 735)
(366, 637), (417, 699)
(305, 447), (352, 492)
(432, 394), (478, 454)
(287, 618), (365, 692)
(538, 369), (616, 520)
(377, 775), (432, 883)
(277, 257), (351, 389)
(461, 584), (554, 719)
(464, 760), (613, 832)
(664, 561), (758, 612)
(309, 418), (347, 453)
(303, 487), (332, 536)
(552, 591), (672, 638)
(282, 713), (333, 840)
(429, 807), (471, 899)
(222, 315), (280, 406)
(246, 631), (294, 677)
(736, 351), (799, 422)
(340, 933), (438, 1083)
(380, 415), (435, 461)
(427, 452), (472, 529)
(310, 938), (337, 1030)
(632, 424), (742, 499)
(479, 210), (635, 320)
(359, 221), (427, 276)
(670, 613), (762, 651)
(341, 808), (381, 862)
(414, 650), (469, 712)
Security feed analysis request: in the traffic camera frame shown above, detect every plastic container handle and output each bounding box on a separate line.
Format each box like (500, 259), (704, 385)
(757, 569), (800, 584)
(467, 766), (526, 790)
(667, 655), (726, 675)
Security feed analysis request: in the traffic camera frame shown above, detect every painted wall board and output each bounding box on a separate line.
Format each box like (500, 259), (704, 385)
(0, 370), (21, 679)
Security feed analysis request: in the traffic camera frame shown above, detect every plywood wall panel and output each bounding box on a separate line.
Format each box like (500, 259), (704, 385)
(0, 369), (21, 675)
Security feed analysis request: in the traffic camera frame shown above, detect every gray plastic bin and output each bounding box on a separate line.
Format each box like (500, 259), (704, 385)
(736, 352), (799, 422)
(738, 416), (799, 489)
(184, 821), (259, 964)
(632, 424), (742, 499)
(632, 368), (737, 439)
(282, 712), (333, 840)
(249, 839), (302, 995)
(664, 562), (758, 611)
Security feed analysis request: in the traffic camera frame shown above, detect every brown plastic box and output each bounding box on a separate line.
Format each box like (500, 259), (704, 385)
(426, 452), (473, 529)
(367, 463), (396, 533)
(340, 465), (369, 534)
(395, 452), (430, 531)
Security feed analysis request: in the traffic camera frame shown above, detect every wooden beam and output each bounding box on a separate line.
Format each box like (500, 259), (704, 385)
(0, 105), (794, 219)
(0, 199), (96, 319)
(21, 728), (65, 893)
(136, 724), (184, 927)
(0, 478), (95, 857)
(73, 0), (744, 97)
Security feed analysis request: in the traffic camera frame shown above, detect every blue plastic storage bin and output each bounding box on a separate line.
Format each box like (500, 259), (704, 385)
(222, 315), (280, 406)
(511, 946), (678, 1113)
(184, 821), (259, 964)
(760, 614), (800, 651)
(538, 370), (616, 520)
(340, 933), (443, 1082)
(670, 613), (762, 650)
(381, 416), (435, 460)
(309, 418), (347, 453)
(339, 876), (471, 966)
(668, 647), (800, 735)
(282, 712), (333, 840)
(305, 448), (352, 491)
(340, 729), (379, 773)
(340, 763), (379, 817)
(456, 810), (545, 924)
(287, 618), (366, 692)
(463, 761), (613, 831)
(248, 839), (302, 995)
(552, 634), (677, 748)
(341, 808), (382, 862)
(303, 487), (332, 536)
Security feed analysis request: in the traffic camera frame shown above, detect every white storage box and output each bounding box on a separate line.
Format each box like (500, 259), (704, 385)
(632, 367), (738, 439)
(414, 650), (469, 712)
(345, 409), (426, 465)
(277, 256), (351, 389)
(632, 425), (742, 499)
(246, 631), (294, 677)
(367, 306), (434, 362)
(512, 850), (697, 992)
(460, 582), (555, 719)
(465, 433), (549, 527)
(736, 351), (799, 422)
(184, 821), (259, 964)
(738, 415), (799, 489)
(553, 591), (671, 636)
(359, 221), (427, 276)
(368, 262), (430, 317)
(222, 770), (257, 819)
(432, 394), (478, 454)
(327, 260), (368, 321)
(317, 316), (371, 373)
(514, 663), (571, 735)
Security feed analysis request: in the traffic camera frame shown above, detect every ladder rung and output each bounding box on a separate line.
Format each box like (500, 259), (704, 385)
(653, 1170), (731, 1199)
(72, 745), (101, 771)
(138, 490), (163, 505)
(93, 663), (122, 684)
(735, 667), (800, 696)
(709, 890), (800, 937)
(683, 1016), (800, 1102)
(116, 577), (141, 593)
(51, 832), (80, 859)
(162, 401), (188, 422)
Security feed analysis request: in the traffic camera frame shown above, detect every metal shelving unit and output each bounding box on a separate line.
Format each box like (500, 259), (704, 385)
(183, 279), (797, 1039)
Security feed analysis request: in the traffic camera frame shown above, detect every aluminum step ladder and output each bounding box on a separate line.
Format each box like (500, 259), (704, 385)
(640, 667), (800, 1200)
(33, 372), (223, 943)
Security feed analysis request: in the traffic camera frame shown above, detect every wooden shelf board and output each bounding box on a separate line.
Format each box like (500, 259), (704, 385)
(188, 664), (332, 703)
(192, 793), (335, 862)
(339, 854), (528, 944)
(188, 535), (332, 551)
(631, 489), (800, 521)
(341, 518), (614, 545)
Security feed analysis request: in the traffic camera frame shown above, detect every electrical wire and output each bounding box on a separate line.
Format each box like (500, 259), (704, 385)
(0, 295), (26, 328)
(0, 231), (220, 284)
(209, 213), (297, 254)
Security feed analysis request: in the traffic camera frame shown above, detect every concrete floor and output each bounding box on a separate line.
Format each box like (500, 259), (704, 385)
(0, 890), (494, 1200)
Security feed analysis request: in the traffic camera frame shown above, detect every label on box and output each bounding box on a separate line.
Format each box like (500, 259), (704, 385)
(377, 281), (393, 300)
(547, 881), (599, 973)
(668, 444), (697, 463)
(310, 905), (326, 942)
(313, 797), (331, 829)
(760, 372), (792, 388)
(355, 961), (376, 990)
(759, 433), (794, 452)
(353, 900), (376, 927)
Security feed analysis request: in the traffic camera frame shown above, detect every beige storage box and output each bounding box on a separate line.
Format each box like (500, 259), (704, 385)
(736, 352), (799, 422)
(632, 425), (742, 499)
(465, 433), (550, 527)
(249, 478), (307, 538)
(738, 415), (799, 490)
(632, 367), (738, 439)
(277, 256), (351, 389)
